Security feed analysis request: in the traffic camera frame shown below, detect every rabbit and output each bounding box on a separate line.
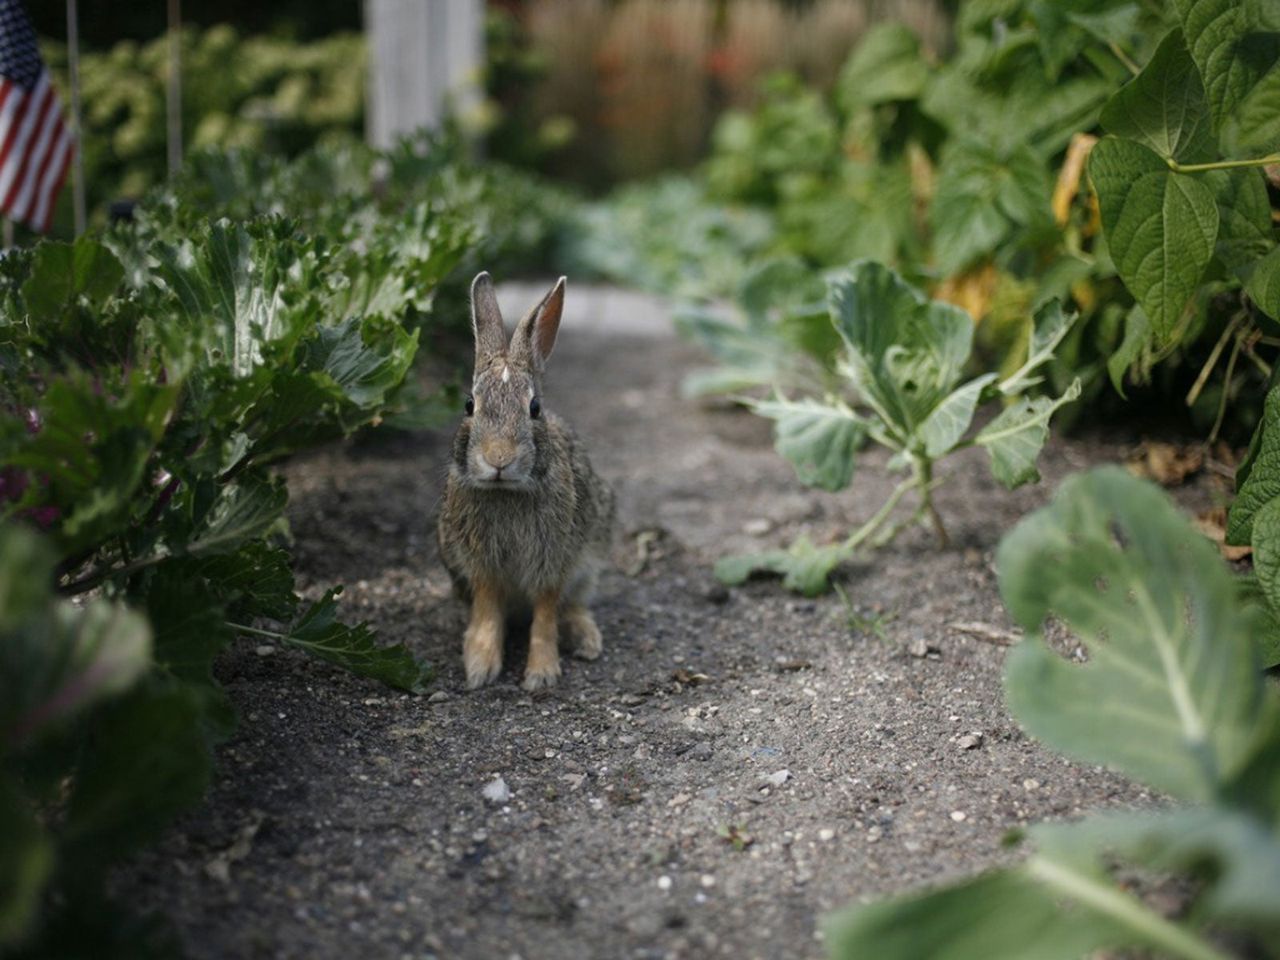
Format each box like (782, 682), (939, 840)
(437, 272), (616, 691)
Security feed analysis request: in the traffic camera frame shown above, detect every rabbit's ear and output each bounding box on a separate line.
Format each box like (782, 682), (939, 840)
(471, 272), (506, 368)
(511, 276), (565, 373)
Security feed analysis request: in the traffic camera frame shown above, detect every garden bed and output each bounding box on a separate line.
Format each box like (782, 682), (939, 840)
(114, 284), (1202, 960)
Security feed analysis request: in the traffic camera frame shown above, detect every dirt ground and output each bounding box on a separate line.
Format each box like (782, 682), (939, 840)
(115, 283), (1214, 960)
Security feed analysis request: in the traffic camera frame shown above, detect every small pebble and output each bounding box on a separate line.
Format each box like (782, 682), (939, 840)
(255, 645), (275, 656)
(818, 828), (835, 842)
(949, 811), (967, 822)
(657, 876), (672, 891)
(428, 691), (450, 703)
(743, 518), (773, 536)
(699, 874), (716, 888)
(482, 777), (511, 805)
(956, 732), (984, 750)
(764, 769), (792, 788)
(1023, 778), (1041, 791)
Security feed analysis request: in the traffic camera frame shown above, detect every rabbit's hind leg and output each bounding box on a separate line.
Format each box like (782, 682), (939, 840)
(563, 604), (603, 661)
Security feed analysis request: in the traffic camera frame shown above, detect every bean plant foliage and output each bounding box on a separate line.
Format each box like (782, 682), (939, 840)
(830, 468), (1280, 960)
(0, 132), (566, 953)
(717, 260), (1080, 596)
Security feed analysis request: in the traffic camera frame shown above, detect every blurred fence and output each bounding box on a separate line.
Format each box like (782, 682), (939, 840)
(493, 0), (950, 185)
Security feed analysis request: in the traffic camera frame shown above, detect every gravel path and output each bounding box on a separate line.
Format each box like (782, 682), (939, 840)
(116, 283), (1190, 960)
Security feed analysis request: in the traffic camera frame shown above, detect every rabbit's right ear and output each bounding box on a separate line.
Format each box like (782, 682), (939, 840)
(471, 272), (506, 368)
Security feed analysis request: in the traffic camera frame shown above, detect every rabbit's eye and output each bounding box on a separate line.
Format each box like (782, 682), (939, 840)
(529, 397), (542, 419)
(465, 396), (475, 416)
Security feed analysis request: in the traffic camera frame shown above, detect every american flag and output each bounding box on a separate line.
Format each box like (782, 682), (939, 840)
(0, 0), (74, 233)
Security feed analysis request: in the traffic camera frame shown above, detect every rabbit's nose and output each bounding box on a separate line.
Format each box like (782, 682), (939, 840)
(481, 443), (517, 471)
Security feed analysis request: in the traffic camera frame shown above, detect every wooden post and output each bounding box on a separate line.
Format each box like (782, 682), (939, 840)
(166, 0), (182, 174)
(2, 218), (13, 248)
(65, 0), (85, 235)
(365, 0), (484, 150)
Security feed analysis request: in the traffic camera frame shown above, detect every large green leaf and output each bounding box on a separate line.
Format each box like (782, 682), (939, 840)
(827, 868), (1122, 960)
(279, 588), (431, 693)
(151, 219), (323, 378)
(1106, 305), (1151, 397)
(829, 261), (974, 434)
(1035, 807), (1280, 928)
(1245, 245), (1280, 320)
(0, 526), (152, 749)
(1233, 61), (1280, 152)
(1174, 0), (1280, 136)
(20, 237), (124, 318)
(62, 686), (213, 869)
(748, 396), (867, 491)
(835, 23), (929, 111)
(930, 140), (1052, 275)
(1099, 29), (1215, 162)
(998, 467), (1268, 802)
(974, 379), (1081, 489)
(1088, 137), (1219, 341)
(1227, 385), (1280, 545)
(185, 473), (287, 558)
(1208, 167), (1274, 277)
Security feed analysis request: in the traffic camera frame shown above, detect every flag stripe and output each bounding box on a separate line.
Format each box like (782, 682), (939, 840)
(0, 0), (76, 234)
(0, 75), (52, 212)
(9, 81), (59, 219)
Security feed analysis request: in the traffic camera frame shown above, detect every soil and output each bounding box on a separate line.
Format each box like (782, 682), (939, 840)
(115, 283), (1218, 960)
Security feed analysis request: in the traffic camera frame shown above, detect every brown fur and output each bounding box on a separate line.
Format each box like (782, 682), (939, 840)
(437, 273), (616, 689)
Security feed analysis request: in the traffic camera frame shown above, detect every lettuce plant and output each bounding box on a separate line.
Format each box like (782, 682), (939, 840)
(717, 260), (1080, 595)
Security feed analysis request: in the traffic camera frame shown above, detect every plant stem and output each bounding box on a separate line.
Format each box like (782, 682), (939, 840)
(1109, 41), (1140, 76)
(226, 621), (287, 640)
(1184, 312), (1242, 408)
(1207, 328), (1242, 445)
(1167, 153), (1280, 174)
(60, 552), (168, 596)
(842, 476), (916, 552)
(1026, 857), (1231, 960)
(914, 456), (949, 549)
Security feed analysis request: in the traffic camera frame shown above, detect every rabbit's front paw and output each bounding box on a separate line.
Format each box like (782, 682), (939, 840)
(522, 656), (561, 691)
(464, 620), (503, 689)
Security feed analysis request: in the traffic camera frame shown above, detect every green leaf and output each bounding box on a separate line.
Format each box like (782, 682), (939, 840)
(63, 686), (213, 869)
(974, 379), (1081, 489)
(1088, 137), (1219, 342)
(829, 261), (975, 434)
(998, 467), (1269, 802)
(1233, 60), (1280, 152)
(281, 588), (431, 693)
(1099, 29), (1215, 162)
(1033, 807), (1280, 928)
(1207, 167), (1274, 277)
(917, 374), (997, 458)
(715, 537), (848, 597)
(836, 23), (929, 111)
(827, 868), (1121, 960)
(0, 776), (53, 947)
(0, 526), (152, 749)
(999, 300), (1079, 396)
(20, 237), (124, 318)
(197, 542), (297, 621)
(1174, 0), (1280, 136)
(185, 473), (287, 558)
(1237, 573), (1280, 669)
(296, 315), (419, 408)
(930, 140), (1051, 275)
(1107, 305), (1151, 397)
(1244, 245), (1280, 320)
(748, 396), (867, 491)
(735, 256), (824, 323)
(1227, 385), (1280, 545)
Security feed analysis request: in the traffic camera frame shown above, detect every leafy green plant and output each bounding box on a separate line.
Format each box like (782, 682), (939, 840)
(1087, 4), (1280, 397)
(717, 260), (1080, 595)
(829, 467), (1280, 960)
(0, 129), (509, 946)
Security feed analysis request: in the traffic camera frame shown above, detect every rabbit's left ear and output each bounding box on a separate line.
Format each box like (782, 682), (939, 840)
(512, 277), (565, 372)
